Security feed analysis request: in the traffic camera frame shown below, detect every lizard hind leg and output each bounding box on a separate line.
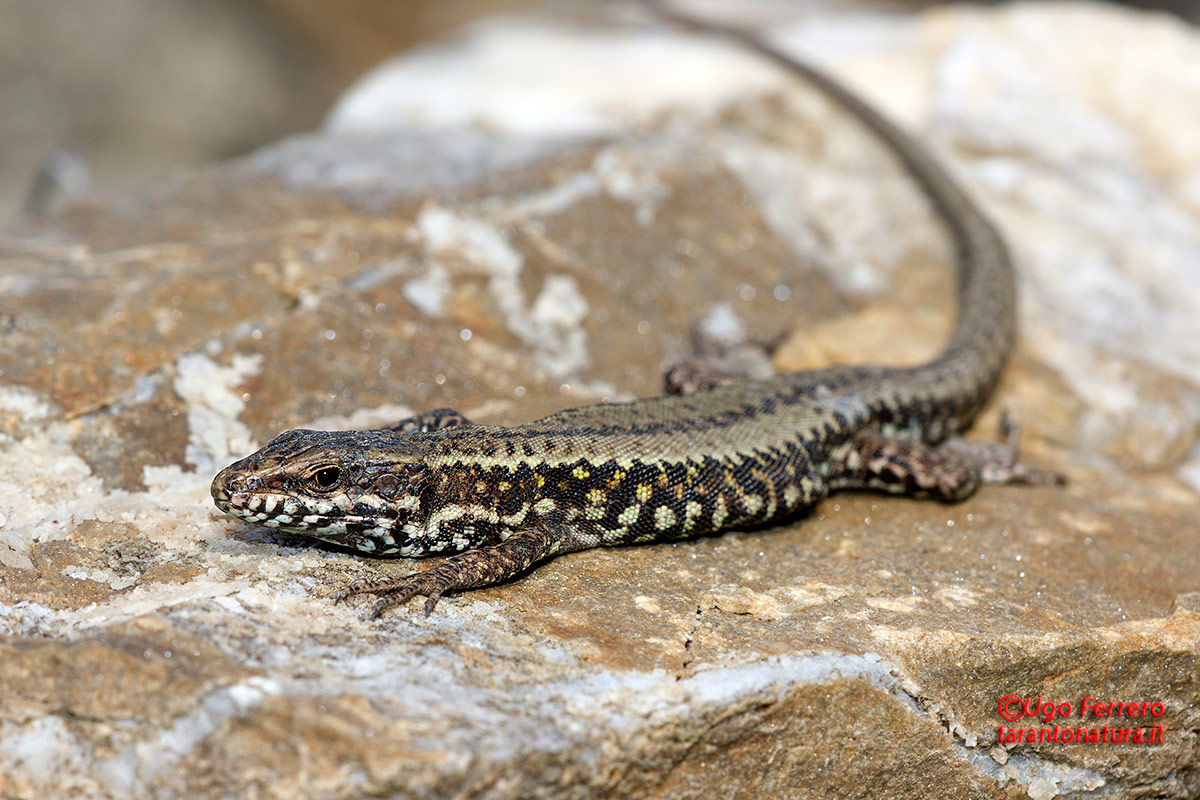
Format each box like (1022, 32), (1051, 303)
(663, 325), (783, 395)
(388, 407), (473, 433)
(831, 420), (1063, 503)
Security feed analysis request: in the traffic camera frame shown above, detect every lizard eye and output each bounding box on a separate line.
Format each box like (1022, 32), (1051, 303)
(312, 466), (342, 490)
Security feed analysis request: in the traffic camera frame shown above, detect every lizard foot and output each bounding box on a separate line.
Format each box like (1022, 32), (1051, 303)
(943, 411), (1067, 486)
(663, 312), (782, 395)
(335, 568), (455, 617)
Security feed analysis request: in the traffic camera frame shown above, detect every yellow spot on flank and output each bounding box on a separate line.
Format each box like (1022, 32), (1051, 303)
(654, 506), (677, 530)
(635, 484), (652, 503)
(498, 481), (512, 492)
(476, 481), (487, 494)
(742, 494), (763, 514)
(572, 466), (590, 480)
(618, 505), (641, 526)
(712, 495), (727, 528)
(603, 526), (629, 541)
(586, 488), (606, 505)
(683, 500), (702, 531)
(536, 475), (546, 488)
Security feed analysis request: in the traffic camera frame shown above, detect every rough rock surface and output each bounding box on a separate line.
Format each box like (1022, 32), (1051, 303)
(2, 2), (1199, 798)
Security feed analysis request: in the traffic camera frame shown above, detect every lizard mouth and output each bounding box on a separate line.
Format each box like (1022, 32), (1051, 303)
(211, 485), (339, 528)
(211, 475), (413, 554)
(212, 487), (309, 526)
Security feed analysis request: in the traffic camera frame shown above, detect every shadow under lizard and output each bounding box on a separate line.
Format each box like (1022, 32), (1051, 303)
(210, 10), (1062, 618)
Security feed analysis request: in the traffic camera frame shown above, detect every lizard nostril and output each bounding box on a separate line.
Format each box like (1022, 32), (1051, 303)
(211, 464), (261, 502)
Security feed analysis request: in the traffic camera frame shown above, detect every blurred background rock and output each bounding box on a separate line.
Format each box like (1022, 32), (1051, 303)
(0, 0), (1195, 222)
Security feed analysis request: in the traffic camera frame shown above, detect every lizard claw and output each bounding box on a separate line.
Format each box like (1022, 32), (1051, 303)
(422, 592), (444, 617)
(334, 577), (390, 604)
(369, 591), (410, 619)
(990, 410), (1066, 486)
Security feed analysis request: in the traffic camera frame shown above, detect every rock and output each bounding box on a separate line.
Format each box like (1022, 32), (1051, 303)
(2, 2), (1199, 798)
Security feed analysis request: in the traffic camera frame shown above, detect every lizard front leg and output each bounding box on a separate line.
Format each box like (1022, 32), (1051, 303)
(387, 407), (473, 433)
(336, 526), (567, 617)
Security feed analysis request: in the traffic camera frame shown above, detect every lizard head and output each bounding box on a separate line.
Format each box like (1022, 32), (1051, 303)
(210, 429), (429, 555)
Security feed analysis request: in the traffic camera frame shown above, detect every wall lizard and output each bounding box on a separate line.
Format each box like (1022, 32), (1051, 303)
(211, 8), (1061, 618)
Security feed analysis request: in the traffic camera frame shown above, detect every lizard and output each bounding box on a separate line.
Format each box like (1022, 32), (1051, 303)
(210, 7), (1061, 619)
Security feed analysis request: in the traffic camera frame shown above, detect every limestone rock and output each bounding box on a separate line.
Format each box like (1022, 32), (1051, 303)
(1, 2), (1199, 798)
